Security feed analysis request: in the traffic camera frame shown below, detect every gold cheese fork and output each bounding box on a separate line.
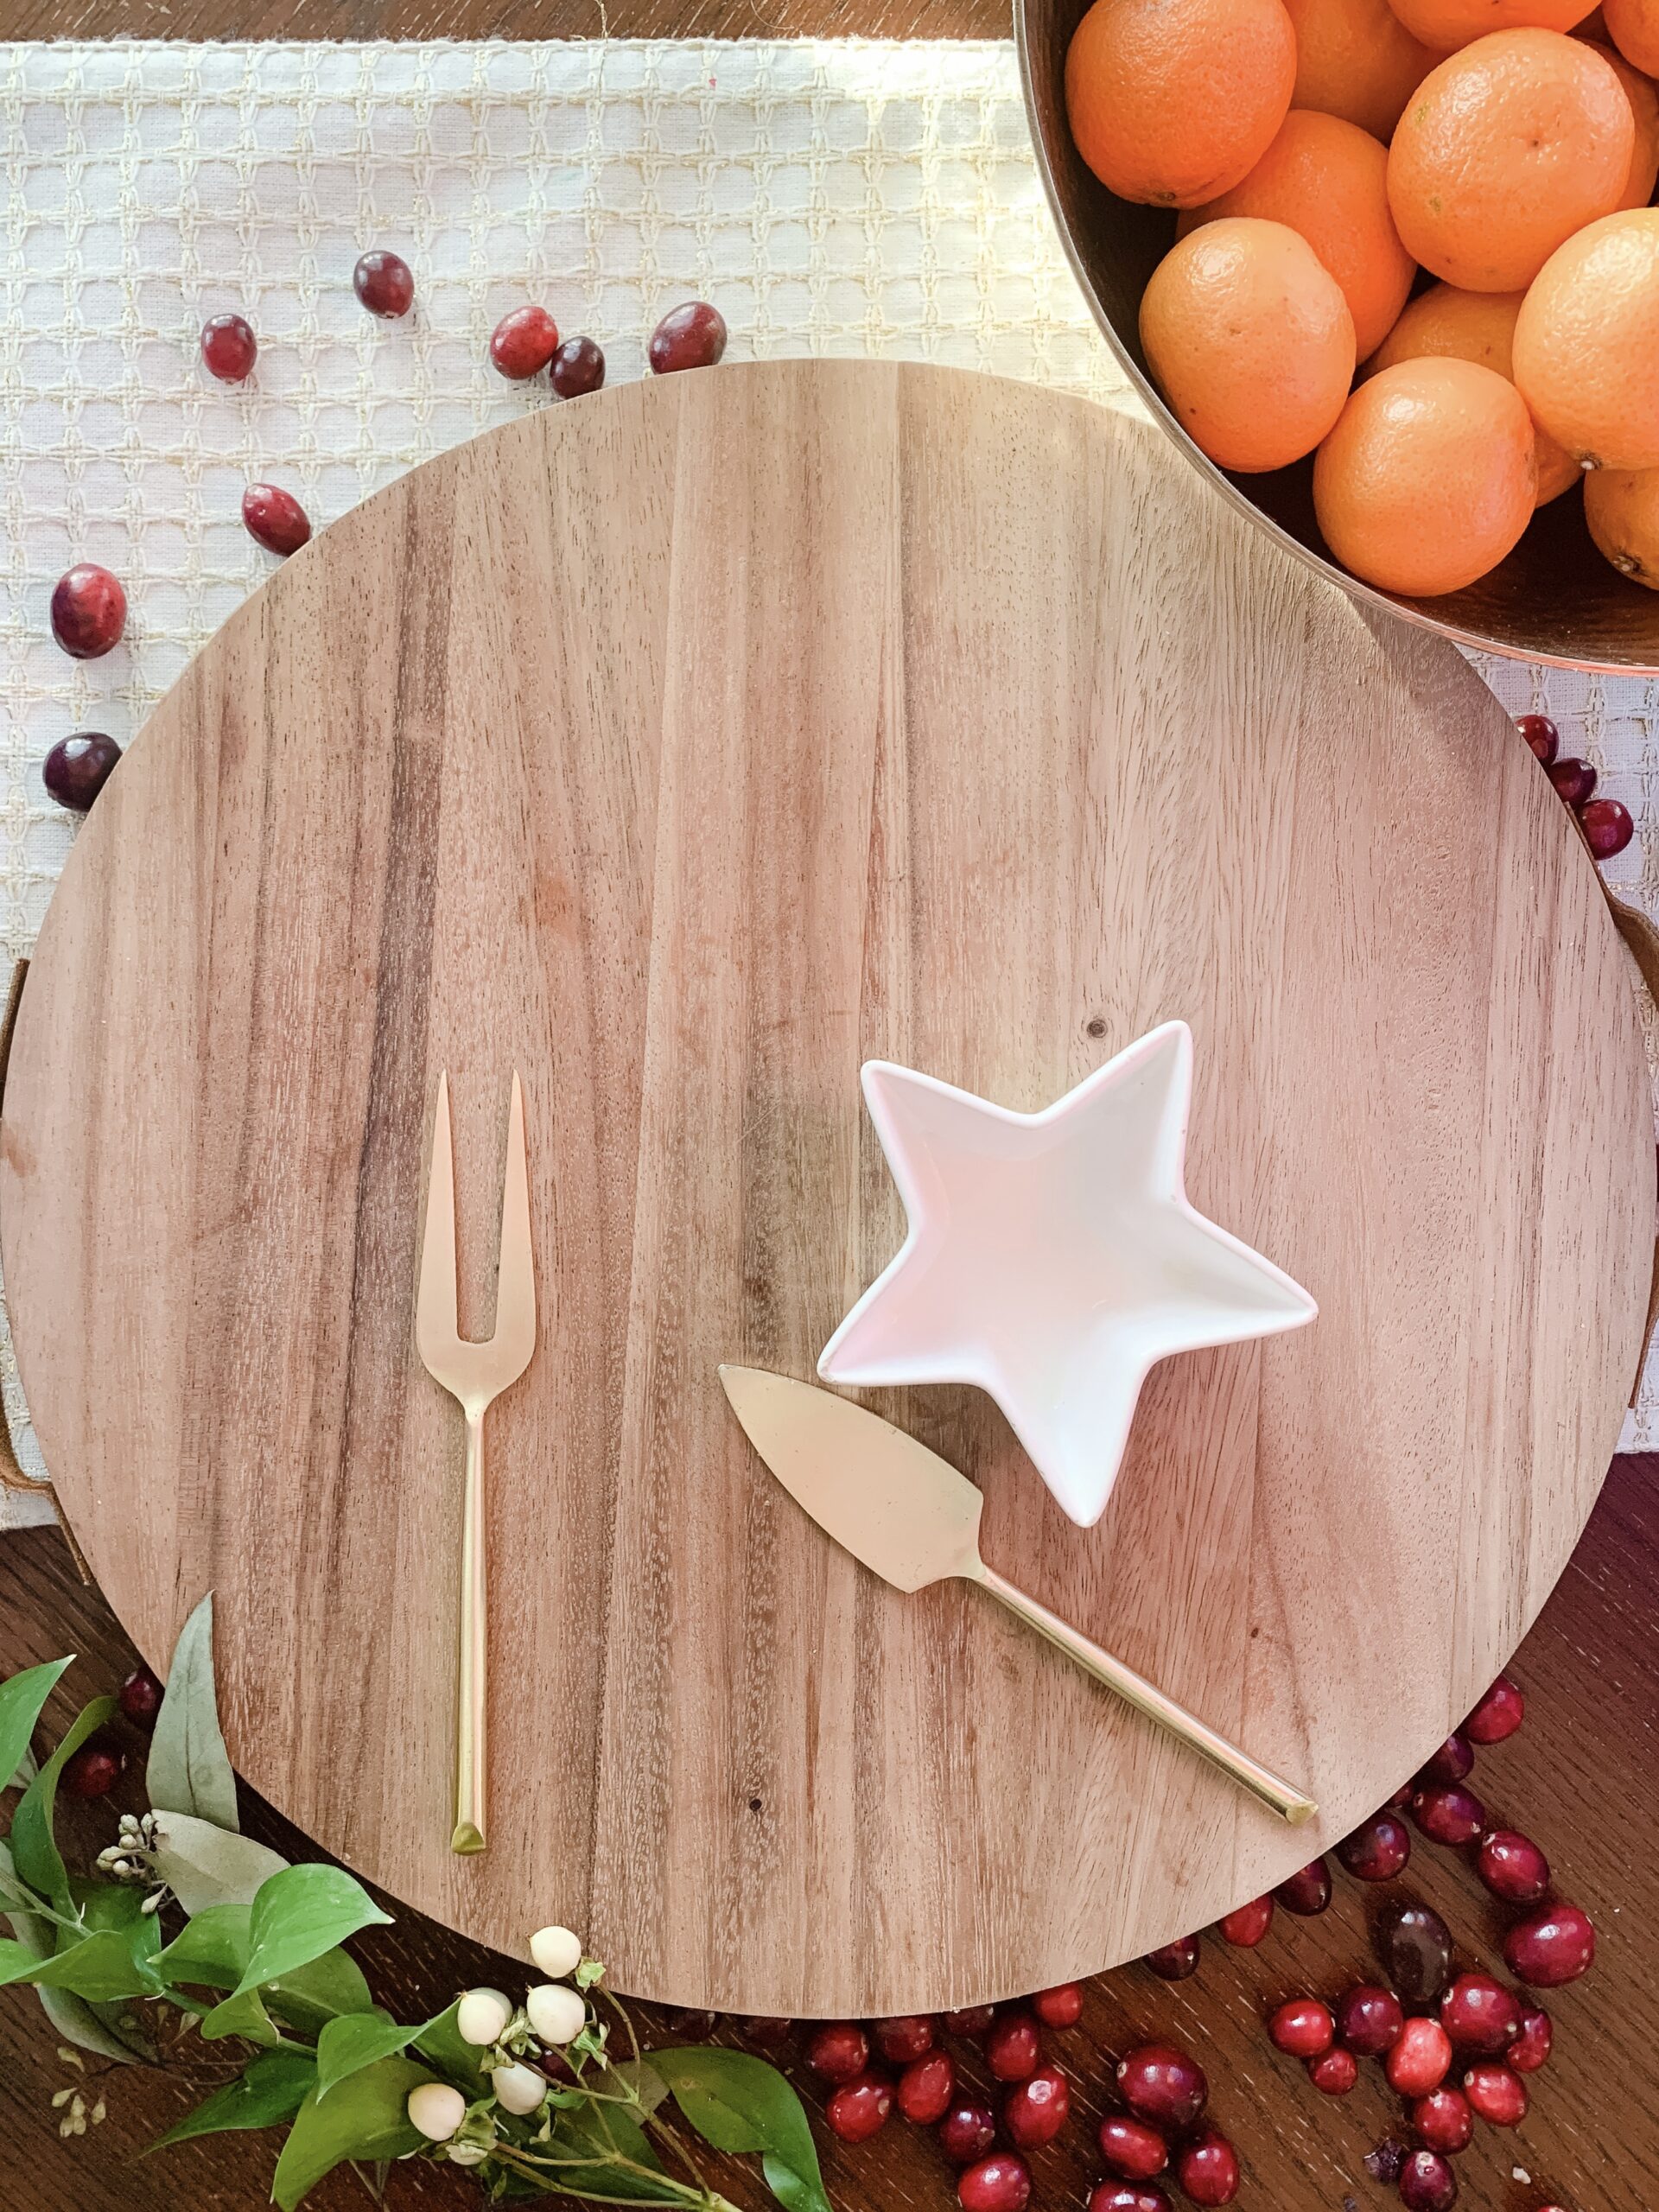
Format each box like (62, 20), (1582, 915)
(416, 1070), (537, 1854)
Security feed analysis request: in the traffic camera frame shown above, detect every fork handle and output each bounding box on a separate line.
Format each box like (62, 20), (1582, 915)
(452, 1408), (488, 1854)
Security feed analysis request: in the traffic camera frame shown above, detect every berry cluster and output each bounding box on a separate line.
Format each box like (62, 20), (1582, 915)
(1519, 713), (1635, 861)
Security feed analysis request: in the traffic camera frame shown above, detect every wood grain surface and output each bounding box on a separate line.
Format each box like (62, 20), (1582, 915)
(0, 362), (1650, 2017)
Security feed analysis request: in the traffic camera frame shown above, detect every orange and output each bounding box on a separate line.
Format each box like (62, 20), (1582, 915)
(1281, 0), (1443, 139)
(1605, 0), (1659, 70)
(1580, 35), (1659, 200)
(1177, 111), (1416, 359)
(1514, 209), (1659, 466)
(1065, 0), (1297, 208)
(1385, 0), (1598, 48)
(1312, 358), (1537, 594)
(1585, 464), (1659, 583)
(1140, 219), (1356, 470)
(1363, 283), (1582, 499)
(1388, 32), (1633, 291)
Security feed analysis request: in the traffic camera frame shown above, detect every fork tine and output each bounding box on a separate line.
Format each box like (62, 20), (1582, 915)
(489, 1070), (537, 1382)
(416, 1068), (463, 1373)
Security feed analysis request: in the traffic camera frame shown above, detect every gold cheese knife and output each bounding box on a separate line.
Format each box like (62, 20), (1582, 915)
(718, 1364), (1315, 1825)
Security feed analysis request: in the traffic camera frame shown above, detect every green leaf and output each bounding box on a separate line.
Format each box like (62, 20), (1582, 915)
(264, 1946), (374, 2035)
(547, 2096), (683, 2202)
(232, 1865), (390, 1999)
(148, 1593), (238, 1832)
(154, 1903), (253, 1991)
(148, 1809), (288, 1915)
(270, 2056), (432, 2212)
(200, 1984), (282, 2046)
(410, 1999), (478, 2087)
(24, 1929), (159, 2003)
(149, 2047), (317, 2149)
(650, 2047), (832, 2212)
(0, 1842), (147, 2064)
(315, 2008), (443, 2100)
(613, 2056), (669, 2115)
(10, 1697), (118, 1912)
(0, 1657), (73, 1802)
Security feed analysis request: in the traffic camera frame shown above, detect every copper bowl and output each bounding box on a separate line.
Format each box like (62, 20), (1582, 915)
(1014, 0), (1659, 675)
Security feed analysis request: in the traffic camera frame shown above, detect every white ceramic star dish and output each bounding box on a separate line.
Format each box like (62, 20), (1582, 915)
(817, 1020), (1317, 1527)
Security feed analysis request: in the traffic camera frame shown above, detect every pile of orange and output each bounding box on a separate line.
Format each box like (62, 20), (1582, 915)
(1065, 0), (1659, 597)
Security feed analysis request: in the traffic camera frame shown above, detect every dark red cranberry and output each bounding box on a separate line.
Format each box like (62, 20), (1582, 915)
(1504, 1900), (1595, 1986)
(825, 2070), (892, 2144)
(1002, 2066), (1068, 2150)
(200, 312), (257, 382)
(1410, 1783), (1485, 1847)
(804, 2021), (868, 2084)
(1414, 1733), (1473, 1786)
(1386, 2018), (1452, 2098)
(1410, 2088), (1472, 2155)
(1338, 1809), (1412, 1881)
(937, 2101), (996, 2165)
(648, 300), (727, 374)
(60, 1738), (124, 1798)
(742, 2017), (791, 2047)
(490, 305), (560, 379)
(956, 2152), (1030, 2212)
(550, 335), (606, 398)
(1364, 2141), (1408, 2184)
(1274, 1858), (1332, 1915)
(873, 2015), (935, 2064)
(1116, 2044), (1206, 2133)
(983, 2012), (1041, 2082)
(1088, 2190), (1170, 2212)
(353, 250), (414, 319)
(1506, 2004), (1551, 2073)
(943, 2006), (995, 2039)
(896, 2050), (955, 2125)
(1336, 1984), (1403, 2056)
(1174, 2130), (1239, 2208)
(1516, 713), (1558, 763)
(1440, 1973), (1522, 2055)
(1097, 2114), (1167, 2179)
(1548, 758), (1597, 808)
(1461, 2062), (1526, 2126)
(1031, 1981), (1083, 2027)
(1580, 798), (1635, 859)
(1397, 2148), (1458, 2210)
(242, 483), (311, 556)
(1377, 1902), (1455, 2005)
(50, 564), (125, 658)
(42, 732), (121, 812)
(1306, 2046), (1357, 2095)
(1217, 1896), (1272, 1946)
(1475, 1828), (1549, 1904)
(1462, 1674), (1524, 1745)
(118, 1663), (163, 1730)
(1268, 1998), (1334, 2058)
(1143, 1934), (1200, 1980)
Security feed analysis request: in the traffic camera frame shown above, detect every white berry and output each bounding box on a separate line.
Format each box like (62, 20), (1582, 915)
(408, 2082), (467, 2141)
(529, 1924), (583, 1980)
(456, 1986), (514, 2046)
(448, 2141), (490, 2167)
(492, 2061), (548, 2116)
(525, 1981), (587, 2045)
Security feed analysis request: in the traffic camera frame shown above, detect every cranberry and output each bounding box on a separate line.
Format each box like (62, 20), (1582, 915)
(60, 1738), (124, 1798)
(200, 312), (257, 382)
(957, 2152), (1030, 2212)
(1410, 2088), (1472, 2155)
(825, 2070), (892, 2144)
(1397, 2148), (1458, 2210)
(1386, 2018), (1452, 2098)
(1336, 1984), (1403, 2056)
(1306, 2047), (1357, 2095)
(943, 2006), (995, 2039)
(1506, 2004), (1551, 2073)
(1268, 1998), (1334, 2058)
(1274, 1858), (1331, 1915)
(1580, 797), (1635, 859)
(490, 305), (560, 379)
(1002, 2066), (1068, 2150)
(50, 564), (126, 658)
(242, 483), (311, 557)
(1516, 713), (1558, 763)
(1089, 2191), (1170, 2212)
(1378, 1903), (1455, 2005)
(353, 250), (414, 319)
(1440, 1973), (1522, 2055)
(1548, 758), (1597, 808)
(1474, 1827), (1549, 1904)
(1462, 1673), (1524, 1744)
(1414, 1733), (1473, 1786)
(648, 300), (728, 375)
(118, 1663), (163, 1730)
(42, 732), (121, 812)
(937, 2101), (996, 2165)
(1031, 1981), (1083, 2027)
(1504, 1900), (1596, 1987)
(1175, 2130), (1239, 2208)
(1460, 2061), (1526, 2126)
(896, 2050), (955, 2124)
(742, 2017), (791, 2047)
(1364, 2141), (1408, 2184)
(873, 2015), (935, 2064)
(1116, 2044), (1206, 2133)
(1410, 1783), (1486, 1847)
(804, 2021), (868, 2084)
(1143, 1934), (1200, 1980)
(550, 335), (606, 398)
(1338, 1809), (1412, 1881)
(1097, 2114), (1167, 2179)
(1217, 1896), (1273, 1946)
(983, 2012), (1041, 2082)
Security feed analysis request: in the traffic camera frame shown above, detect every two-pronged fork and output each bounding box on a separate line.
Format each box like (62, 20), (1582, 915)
(416, 1070), (537, 1854)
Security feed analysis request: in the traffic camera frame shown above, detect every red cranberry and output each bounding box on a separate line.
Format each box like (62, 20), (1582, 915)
(1143, 1934), (1200, 1980)
(1462, 1673), (1524, 1744)
(1306, 2047), (1357, 2095)
(1116, 2044), (1207, 2133)
(648, 300), (728, 374)
(1217, 1896), (1273, 1946)
(1548, 757), (1597, 808)
(1338, 1809), (1412, 1880)
(490, 305), (560, 379)
(1516, 713), (1558, 763)
(1174, 2130), (1239, 2208)
(956, 2152), (1030, 2212)
(1475, 1828), (1548, 1904)
(1504, 1900), (1596, 1987)
(1097, 2114), (1167, 2179)
(1414, 1733), (1474, 1786)
(50, 564), (125, 658)
(1386, 2018), (1452, 2098)
(242, 482), (311, 557)
(1002, 2066), (1068, 2150)
(896, 2050), (954, 2125)
(1410, 2088), (1472, 2155)
(1377, 1902), (1455, 2004)
(1274, 1858), (1332, 1915)
(874, 2015), (935, 2064)
(1440, 1973), (1522, 2055)
(550, 335), (606, 398)
(943, 2006), (995, 2039)
(825, 2070), (892, 2144)
(1089, 2191), (1170, 2212)
(1580, 797), (1635, 859)
(42, 732), (121, 812)
(742, 2017), (791, 2047)
(1336, 1984), (1403, 2056)
(937, 2101), (996, 2165)
(200, 312), (257, 382)
(1031, 1981), (1083, 2027)
(1460, 2061), (1526, 2126)
(1506, 2004), (1551, 2073)
(61, 1738), (124, 1798)
(1268, 1998), (1334, 2058)
(1410, 1782), (1486, 1847)
(804, 2021), (868, 2084)
(1397, 2147), (1458, 2210)
(983, 2012), (1041, 2082)
(353, 250), (414, 319)
(118, 1663), (163, 1730)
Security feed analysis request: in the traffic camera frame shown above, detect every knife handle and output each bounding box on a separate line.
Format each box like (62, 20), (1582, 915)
(976, 1565), (1317, 1826)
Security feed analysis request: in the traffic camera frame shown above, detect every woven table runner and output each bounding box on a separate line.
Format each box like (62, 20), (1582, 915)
(2, 39), (1655, 1529)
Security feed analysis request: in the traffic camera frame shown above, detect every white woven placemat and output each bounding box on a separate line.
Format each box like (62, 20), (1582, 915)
(1, 39), (1654, 1530)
